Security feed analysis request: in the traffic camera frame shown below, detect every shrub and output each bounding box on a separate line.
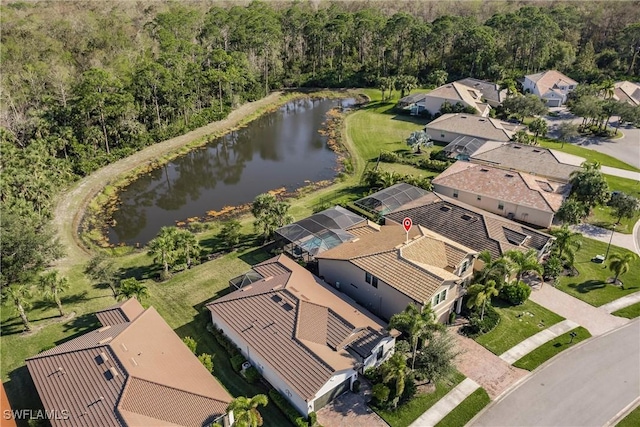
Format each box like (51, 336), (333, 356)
(417, 158), (449, 172)
(182, 336), (197, 354)
(308, 412), (318, 427)
(198, 353), (213, 373)
(210, 326), (241, 357)
(187, 221), (207, 233)
(244, 366), (261, 384)
(463, 304), (500, 336)
(429, 150), (450, 162)
(500, 281), (532, 305)
(379, 151), (400, 163)
(230, 354), (246, 372)
(400, 376), (417, 404)
(352, 380), (361, 393)
(448, 311), (457, 325)
(371, 383), (390, 406)
(268, 389), (307, 426)
(363, 366), (382, 383)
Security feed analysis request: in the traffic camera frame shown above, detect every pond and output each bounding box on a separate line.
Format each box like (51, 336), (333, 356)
(107, 97), (354, 245)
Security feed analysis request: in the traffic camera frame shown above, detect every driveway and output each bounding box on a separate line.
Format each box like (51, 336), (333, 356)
(472, 319), (640, 427)
(316, 379), (388, 427)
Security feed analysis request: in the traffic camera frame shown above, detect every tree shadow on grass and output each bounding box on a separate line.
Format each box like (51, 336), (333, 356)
(57, 313), (101, 345)
(6, 367), (44, 423)
(118, 263), (160, 281)
(569, 280), (606, 293)
(31, 291), (91, 314)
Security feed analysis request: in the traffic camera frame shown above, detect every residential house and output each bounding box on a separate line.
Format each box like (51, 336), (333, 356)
(469, 142), (580, 182)
(385, 191), (555, 260)
(432, 161), (570, 228)
(399, 82), (491, 117)
(455, 78), (508, 107)
(316, 223), (477, 323)
(613, 81), (640, 106)
(26, 298), (234, 427)
(207, 255), (397, 417)
(425, 113), (523, 143)
(442, 137), (503, 160)
(523, 70), (578, 107)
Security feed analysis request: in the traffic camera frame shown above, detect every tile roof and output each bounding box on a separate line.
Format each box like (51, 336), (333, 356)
(317, 225), (475, 303)
(386, 192), (554, 260)
(419, 82), (490, 115)
(207, 255), (390, 401)
(26, 299), (232, 427)
(613, 81), (640, 106)
(95, 299), (145, 327)
(470, 142), (579, 182)
(525, 70), (577, 96)
(426, 114), (522, 141)
(432, 161), (568, 212)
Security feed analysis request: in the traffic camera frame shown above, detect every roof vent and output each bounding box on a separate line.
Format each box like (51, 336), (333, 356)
(461, 115), (467, 119)
(479, 119), (486, 122)
(505, 174), (514, 178)
(130, 357), (138, 367)
(461, 214), (474, 221)
(533, 149), (541, 153)
(480, 168), (489, 172)
(271, 295), (282, 303)
(98, 336), (113, 345)
(98, 352), (109, 364)
(109, 367), (119, 378)
(120, 343), (128, 352)
(282, 303), (294, 311)
(513, 146), (521, 149)
(440, 205), (452, 212)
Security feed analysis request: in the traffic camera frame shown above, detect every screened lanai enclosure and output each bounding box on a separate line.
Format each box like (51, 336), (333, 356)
(354, 183), (429, 217)
(275, 206), (366, 261)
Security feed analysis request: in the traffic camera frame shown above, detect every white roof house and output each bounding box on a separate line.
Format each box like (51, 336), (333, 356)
(523, 70), (578, 107)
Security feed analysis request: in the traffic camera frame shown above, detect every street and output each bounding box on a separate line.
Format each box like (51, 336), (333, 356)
(473, 319), (640, 427)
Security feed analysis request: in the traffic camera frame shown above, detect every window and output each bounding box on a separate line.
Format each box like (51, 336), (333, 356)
(569, 85), (575, 89)
(477, 195), (481, 201)
(365, 272), (378, 288)
(372, 276), (378, 288)
(376, 346), (384, 361)
(432, 289), (447, 306)
(498, 202), (504, 210)
(453, 190), (459, 198)
(460, 260), (469, 274)
(365, 272), (372, 284)
(441, 133), (445, 138)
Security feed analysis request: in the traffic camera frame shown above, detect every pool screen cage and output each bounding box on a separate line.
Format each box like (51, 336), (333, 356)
(354, 183), (429, 216)
(275, 206), (366, 261)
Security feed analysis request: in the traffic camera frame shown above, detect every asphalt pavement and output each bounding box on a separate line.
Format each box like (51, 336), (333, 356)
(472, 319), (640, 427)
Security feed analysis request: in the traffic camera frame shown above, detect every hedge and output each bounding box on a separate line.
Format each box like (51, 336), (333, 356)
(230, 354), (246, 372)
(268, 389), (308, 426)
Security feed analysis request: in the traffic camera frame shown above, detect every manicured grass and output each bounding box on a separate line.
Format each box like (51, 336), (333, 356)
(513, 327), (591, 371)
(475, 299), (565, 356)
(612, 302), (640, 319)
(434, 387), (491, 427)
(617, 404), (640, 427)
(374, 372), (465, 427)
(379, 161), (438, 178)
(538, 138), (640, 172)
(555, 237), (640, 307)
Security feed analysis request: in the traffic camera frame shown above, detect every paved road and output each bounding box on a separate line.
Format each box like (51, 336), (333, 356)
(570, 223), (640, 255)
(473, 319), (640, 427)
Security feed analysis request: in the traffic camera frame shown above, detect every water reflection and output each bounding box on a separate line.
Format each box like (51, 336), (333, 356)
(108, 98), (354, 245)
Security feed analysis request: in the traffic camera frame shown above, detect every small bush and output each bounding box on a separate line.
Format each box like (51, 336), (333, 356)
(379, 151), (400, 163)
(182, 336), (197, 354)
(371, 383), (390, 406)
(269, 389), (307, 425)
(230, 354), (246, 372)
(449, 311), (457, 325)
(400, 376), (417, 404)
(417, 158), (449, 172)
(500, 281), (532, 305)
(352, 380), (361, 393)
(308, 412), (318, 427)
(210, 326), (241, 357)
(244, 366), (261, 384)
(187, 221), (207, 233)
(463, 304), (500, 336)
(198, 353), (213, 373)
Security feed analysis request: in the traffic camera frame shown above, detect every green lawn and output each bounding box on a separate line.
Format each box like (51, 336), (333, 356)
(475, 299), (565, 355)
(374, 372), (465, 427)
(538, 138), (640, 172)
(612, 302), (640, 319)
(434, 387), (490, 427)
(379, 161), (438, 178)
(617, 404), (640, 427)
(555, 237), (640, 307)
(513, 327), (591, 371)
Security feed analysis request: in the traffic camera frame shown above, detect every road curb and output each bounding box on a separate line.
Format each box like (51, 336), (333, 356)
(604, 396), (640, 426)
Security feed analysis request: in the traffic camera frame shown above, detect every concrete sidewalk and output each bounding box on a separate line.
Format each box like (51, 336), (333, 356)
(550, 149), (640, 180)
(499, 320), (580, 364)
(570, 223), (639, 255)
(600, 292), (640, 313)
(409, 378), (480, 427)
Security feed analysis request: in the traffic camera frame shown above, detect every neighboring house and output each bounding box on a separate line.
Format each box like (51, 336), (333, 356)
(469, 142), (580, 182)
(26, 299), (234, 427)
(432, 161), (570, 228)
(385, 191), (555, 260)
(442, 137), (503, 160)
(613, 81), (640, 106)
(208, 255), (397, 417)
(425, 113), (523, 143)
(316, 223), (477, 323)
(455, 78), (508, 107)
(523, 70), (578, 106)
(398, 82), (491, 116)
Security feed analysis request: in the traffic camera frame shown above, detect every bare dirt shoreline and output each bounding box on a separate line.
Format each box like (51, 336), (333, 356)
(52, 92), (285, 273)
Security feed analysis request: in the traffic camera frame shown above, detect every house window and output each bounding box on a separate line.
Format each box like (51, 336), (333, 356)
(372, 276), (378, 288)
(376, 346), (384, 361)
(365, 272), (372, 284)
(433, 289), (447, 306)
(569, 85), (574, 89)
(498, 202), (504, 210)
(453, 190), (459, 198)
(477, 195), (481, 201)
(441, 133), (445, 138)
(460, 260), (469, 274)
(365, 272), (378, 288)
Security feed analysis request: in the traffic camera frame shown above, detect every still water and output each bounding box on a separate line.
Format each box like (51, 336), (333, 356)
(107, 98), (354, 245)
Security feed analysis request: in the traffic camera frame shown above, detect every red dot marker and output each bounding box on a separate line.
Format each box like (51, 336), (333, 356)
(402, 217), (413, 232)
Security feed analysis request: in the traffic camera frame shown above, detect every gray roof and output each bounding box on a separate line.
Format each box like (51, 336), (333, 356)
(354, 183), (430, 215)
(426, 114), (522, 142)
(455, 78), (507, 105)
(443, 136), (489, 157)
(470, 143), (579, 182)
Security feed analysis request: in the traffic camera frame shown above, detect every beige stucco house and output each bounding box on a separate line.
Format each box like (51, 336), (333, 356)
(432, 161), (569, 228)
(613, 81), (640, 106)
(415, 82), (491, 117)
(207, 255), (397, 417)
(316, 223), (477, 323)
(523, 70), (578, 107)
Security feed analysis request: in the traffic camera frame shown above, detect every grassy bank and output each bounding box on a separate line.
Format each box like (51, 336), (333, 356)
(612, 302), (640, 319)
(434, 387), (491, 427)
(513, 327), (591, 371)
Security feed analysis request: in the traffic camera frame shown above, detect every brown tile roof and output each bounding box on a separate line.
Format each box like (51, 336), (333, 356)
(426, 114), (522, 141)
(95, 299), (145, 327)
(26, 300), (232, 427)
(318, 225), (474, 303)
(433, 161), (568, 212)
(470, 142), (579, 182)
(207, 255), (390, 401)
(387, 192), (554, 259)
(526, 70), (577, 95)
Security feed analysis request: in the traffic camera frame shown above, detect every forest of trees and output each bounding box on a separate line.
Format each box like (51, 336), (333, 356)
(1, 0), (639, 288)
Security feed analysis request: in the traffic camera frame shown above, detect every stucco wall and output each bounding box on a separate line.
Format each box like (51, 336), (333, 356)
(318, 259), (415, 321)
(433, 183), (554, 228)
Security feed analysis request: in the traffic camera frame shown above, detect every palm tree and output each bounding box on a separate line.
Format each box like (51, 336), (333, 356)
(147, 226), (178, 275)
(504, 249), (544, 282)
(466, 280), (499, 320)
(550, 225), (582, 268)
(608, 253), (637, 287)
(227, 394), (268, 427)
(473, 250), (510, 288)
(175, 229), (201, 269)
(389, 303), (444, 370)
(381, 352), (407, 408)
(2, 284), (34, 331)
(116, 278), (149, 302)
(38, 271), (70, 317)
(528, 118), (548, 145)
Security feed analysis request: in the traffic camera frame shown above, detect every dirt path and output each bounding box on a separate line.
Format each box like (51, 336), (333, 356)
(52, 92), (284, 273)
